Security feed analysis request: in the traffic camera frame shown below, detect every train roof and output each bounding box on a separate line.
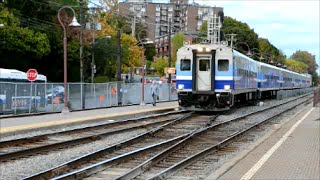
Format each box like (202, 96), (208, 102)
(258, 61), (310, 78)
(232, 50), (258, 64)
(0, 68), (47, 81)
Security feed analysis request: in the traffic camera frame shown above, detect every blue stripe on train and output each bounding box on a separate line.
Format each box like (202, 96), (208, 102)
(176, 80), (192, 89)
(215, 80), (234, 89)
(176, 80), (234, 90)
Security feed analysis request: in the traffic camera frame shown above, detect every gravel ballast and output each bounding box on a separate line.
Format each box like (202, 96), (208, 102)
(0, 94), (312, 179)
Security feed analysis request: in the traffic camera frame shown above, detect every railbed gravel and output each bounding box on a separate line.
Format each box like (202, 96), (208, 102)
(0, 94), (311, 180)
(215, 94), (311, 122)
(0, 111), (177, 141)
(169, 96), (311, 180)
(0, 129), (146, 180)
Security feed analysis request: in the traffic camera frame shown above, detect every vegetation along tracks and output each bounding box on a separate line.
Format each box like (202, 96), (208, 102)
(0, 110), (188, 162)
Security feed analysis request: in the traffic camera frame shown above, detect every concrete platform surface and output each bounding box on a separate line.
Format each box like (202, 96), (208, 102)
(207, 105), (319, 180)
(0, 101), (178, 134)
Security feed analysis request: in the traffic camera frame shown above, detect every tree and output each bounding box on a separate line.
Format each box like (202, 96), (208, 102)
(221, 16), (259, 56)
(123, 21), (147, 40)
(285, 58), (308, 73)
(291, 50), (319, 85)
(95, 8), (143, 80)
(291, 51), (318, 74)
(198, 20), (207, 42)
(172, 32), (185, 67)
(151, 56), (168, 76)
(0, 7), (50, 71)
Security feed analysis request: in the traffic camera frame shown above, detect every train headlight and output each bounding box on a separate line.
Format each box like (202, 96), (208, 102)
(224, 85), (231, 91)
(205, 47), (210, 52)
(197, 47), (203, 52)
(178, 84), (184, 90)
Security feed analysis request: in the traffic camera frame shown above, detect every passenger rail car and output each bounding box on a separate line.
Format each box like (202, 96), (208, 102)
(176, 43), (311, 111)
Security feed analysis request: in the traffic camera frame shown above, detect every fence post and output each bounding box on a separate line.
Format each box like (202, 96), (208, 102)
(29, 82), (32, 114)
(14, 84), (17, 115)
(313, 88), (315, 107)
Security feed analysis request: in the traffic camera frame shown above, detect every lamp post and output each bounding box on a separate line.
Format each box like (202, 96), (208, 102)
(234, 42), (252, 56)
(137, 30), (146, 105)
(250, 49), (266, 62)
(57, 6), (81, 113)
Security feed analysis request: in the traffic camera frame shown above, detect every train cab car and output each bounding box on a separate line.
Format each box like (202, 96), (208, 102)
(176, 44), (231, 111)
(176, 43), (258, 111)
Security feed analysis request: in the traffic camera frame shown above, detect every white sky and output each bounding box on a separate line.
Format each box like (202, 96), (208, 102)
(94, 0), (320, 73)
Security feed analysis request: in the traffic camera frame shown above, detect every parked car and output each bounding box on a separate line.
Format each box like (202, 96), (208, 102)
(46, 86), (64, 104)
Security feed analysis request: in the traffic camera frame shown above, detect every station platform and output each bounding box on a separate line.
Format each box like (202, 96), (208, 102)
(0, 101), (179, 135)
(206, 105), (319, 180)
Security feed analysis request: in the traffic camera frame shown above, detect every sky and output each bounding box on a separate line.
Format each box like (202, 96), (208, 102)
(93, 0), (320, 74)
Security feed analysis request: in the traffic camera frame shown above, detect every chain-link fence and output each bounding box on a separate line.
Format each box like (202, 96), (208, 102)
(0, 82), (177, 115)
(313, 87), (320, 107)
(276, 88), (313, 100)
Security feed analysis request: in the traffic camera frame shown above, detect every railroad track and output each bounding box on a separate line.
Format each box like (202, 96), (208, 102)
(23, 111), (223, 179)
(40, 94), (312, 180)
(0, 110), (187, 162)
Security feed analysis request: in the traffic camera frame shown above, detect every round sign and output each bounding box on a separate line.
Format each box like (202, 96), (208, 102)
(27, 69), (38, 81)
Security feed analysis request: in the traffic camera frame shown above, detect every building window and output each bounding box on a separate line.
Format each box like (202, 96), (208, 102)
(218, 59), (229, 71)
(180, 59), (191, 71)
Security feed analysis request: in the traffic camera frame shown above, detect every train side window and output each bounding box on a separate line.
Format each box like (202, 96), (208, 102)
(199, 59), (210, 71)
(180, 59), (191, 71)
(218, 59), (229, 71)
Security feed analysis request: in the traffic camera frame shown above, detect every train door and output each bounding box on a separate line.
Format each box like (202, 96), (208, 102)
(197, 58), (211, 91)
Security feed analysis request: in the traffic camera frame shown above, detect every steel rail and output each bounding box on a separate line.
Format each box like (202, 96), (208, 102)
(116, 94), (312, 180)
(147, 96), (311, 180)
(24, 93), (312, 180)
(23, 112), (194, 180)
(0, 110), (185, 161)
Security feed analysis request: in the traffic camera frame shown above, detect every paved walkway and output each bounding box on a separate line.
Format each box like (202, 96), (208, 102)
(0, 101), (178, 134)
(207, 105), (319, 180)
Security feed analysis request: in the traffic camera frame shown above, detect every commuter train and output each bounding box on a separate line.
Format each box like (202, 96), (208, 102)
(175, 43), (312, 111)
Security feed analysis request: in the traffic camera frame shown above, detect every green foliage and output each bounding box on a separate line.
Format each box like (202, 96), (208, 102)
(172, 32), (185, 66)
(291, 50), (319, 85)
(291, 50), (318, 74)
(95, 75), (109, 83)
(285, 59), (308, 73)
(145, 43), (156, 62)
(151, 57), (168, 76)
(0, 7), (50, 57)
(222, 16), (259, 55)
(198, 20), (207, 41)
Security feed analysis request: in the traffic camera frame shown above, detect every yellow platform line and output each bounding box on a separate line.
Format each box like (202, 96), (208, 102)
(0, 106), (178, 134)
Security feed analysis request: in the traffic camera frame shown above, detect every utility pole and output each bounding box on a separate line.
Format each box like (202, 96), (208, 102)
(168, 17), (172, 101)
(116, 29), (122, 105)
(79, 0), (85, 109)
(226, 33), (237, 48)
(140, 47), (145, 105)
(131, 15), (136, 37)
(91, 8), (96, 84)
(168, 17), (172, 84)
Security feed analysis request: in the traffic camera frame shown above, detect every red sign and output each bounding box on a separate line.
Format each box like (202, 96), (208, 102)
(27, 69), (38, 81)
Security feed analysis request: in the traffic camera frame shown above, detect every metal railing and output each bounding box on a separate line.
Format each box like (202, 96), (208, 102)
(0, 82), (177, 115)
(277, 88), (313, 100)
(313, 87), (320, 107)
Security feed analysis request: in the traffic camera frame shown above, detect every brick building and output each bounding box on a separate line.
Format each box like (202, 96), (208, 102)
(119, 0), (223, 57)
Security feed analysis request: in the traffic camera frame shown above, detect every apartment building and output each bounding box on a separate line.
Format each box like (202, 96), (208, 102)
(119, 0), (223, 57)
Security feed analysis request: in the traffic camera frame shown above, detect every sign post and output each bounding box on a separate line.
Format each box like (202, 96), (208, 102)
(164, 67), (176, 101)
(27, 69), (38, 113)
